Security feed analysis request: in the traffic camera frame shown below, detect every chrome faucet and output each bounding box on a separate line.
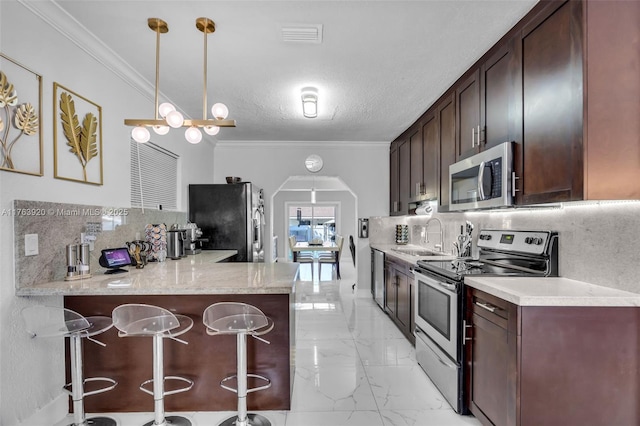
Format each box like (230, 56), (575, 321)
(425, 217), (444, 253)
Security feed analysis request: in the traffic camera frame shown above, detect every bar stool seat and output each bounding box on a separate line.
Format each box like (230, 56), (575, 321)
(112, 304), (194, 426)
(22, 306), (117, 426)
(203, 302), (274, 426)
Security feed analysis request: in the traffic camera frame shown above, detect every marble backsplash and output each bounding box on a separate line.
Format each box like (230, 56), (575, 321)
(13, 200), (187, 288)
(369, 200), (640, 294)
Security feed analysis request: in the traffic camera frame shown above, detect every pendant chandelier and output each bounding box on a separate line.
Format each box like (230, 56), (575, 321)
(125, 17), (236, 144)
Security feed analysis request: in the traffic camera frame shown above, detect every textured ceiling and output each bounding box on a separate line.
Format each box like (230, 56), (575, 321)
(48, 0), (538, 142)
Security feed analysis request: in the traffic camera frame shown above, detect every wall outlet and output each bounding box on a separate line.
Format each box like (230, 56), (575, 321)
(25, 234), (38, 256)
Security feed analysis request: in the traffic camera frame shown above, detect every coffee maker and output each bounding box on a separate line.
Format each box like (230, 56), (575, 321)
(184, 223), (205, 255)
(65, 243), (91, 280)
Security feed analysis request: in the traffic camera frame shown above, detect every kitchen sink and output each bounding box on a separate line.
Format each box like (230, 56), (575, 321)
(391, 248), (442, 257)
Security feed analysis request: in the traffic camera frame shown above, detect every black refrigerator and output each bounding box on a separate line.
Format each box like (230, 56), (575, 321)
(188, 183), (265, 262)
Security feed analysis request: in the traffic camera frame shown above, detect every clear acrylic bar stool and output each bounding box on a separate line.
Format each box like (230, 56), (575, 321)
(112, 304), (194, 426)
(22, 305), (117, 426)
(203, 302), (275, 426)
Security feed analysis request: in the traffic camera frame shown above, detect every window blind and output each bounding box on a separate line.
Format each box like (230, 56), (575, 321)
(130, 139), (179, 210)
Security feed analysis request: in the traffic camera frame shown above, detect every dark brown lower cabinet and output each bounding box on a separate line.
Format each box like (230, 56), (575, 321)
(384, 257), (414, 344)
(466, 287), (640, 426)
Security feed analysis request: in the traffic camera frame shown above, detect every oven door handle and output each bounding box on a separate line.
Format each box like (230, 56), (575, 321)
(438, 282), (457, 292)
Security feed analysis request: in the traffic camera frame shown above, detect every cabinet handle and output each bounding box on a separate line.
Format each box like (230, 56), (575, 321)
(415, 183), (420, 197)
(462, 319), (473, 345)
(471, 127), (475, 148)
(511, 172), (520, 197)
(475, 301), (497, 313)
(477, 125), (482, 145)
(393, 201), (398, 212)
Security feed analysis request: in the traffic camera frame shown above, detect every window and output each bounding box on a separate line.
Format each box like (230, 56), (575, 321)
(288, 204), (337, 243)
(130, 139), (179, 210)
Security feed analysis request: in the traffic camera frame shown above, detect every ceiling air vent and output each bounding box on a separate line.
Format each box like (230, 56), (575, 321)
(281, 24), (323, 44)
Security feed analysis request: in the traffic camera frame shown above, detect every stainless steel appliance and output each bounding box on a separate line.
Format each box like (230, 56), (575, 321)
(449, 141), (514, 211)
(65, 243), (91, 280)
(188, 183), (265, 262)
(184, 222), (207, 255)
(166, 229), (186, 260)
(413, 229), (558, 414)
(371, 249), (385, 308)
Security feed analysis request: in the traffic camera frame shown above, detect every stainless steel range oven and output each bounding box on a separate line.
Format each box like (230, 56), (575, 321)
(413, 229), (558, 414)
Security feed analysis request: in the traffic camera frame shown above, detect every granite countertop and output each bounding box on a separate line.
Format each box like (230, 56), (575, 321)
(16, 251), (298, 296)
(370, 243), (456, 264)
(465, 276), (640, 307)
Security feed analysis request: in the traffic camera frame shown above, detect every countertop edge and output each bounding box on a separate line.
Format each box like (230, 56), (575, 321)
(370, 243), (456, 264)
(15, 251), (298, 297)
(465, 276), (640, 307)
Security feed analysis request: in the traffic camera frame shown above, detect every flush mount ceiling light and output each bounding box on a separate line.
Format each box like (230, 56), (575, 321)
(125, 17), (236, 144)
(301, 87), (318, 118)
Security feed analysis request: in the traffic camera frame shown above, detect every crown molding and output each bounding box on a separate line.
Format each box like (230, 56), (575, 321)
(17, 0), (179, 109)
(214, 140), (390, 149)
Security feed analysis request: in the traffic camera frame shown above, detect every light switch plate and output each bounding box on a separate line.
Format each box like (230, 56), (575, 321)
(25, 234), (38, 256)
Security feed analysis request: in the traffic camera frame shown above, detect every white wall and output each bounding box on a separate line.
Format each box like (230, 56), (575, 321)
(0, 2), (214, 424)
(213, 141), (389, 289)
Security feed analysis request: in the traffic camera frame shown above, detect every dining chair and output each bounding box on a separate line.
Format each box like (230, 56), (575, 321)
(319, 235), (344, 279)
(289, 235), (314, 279)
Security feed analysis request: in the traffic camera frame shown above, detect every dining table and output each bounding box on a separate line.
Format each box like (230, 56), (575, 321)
(292, 241), (338, 262)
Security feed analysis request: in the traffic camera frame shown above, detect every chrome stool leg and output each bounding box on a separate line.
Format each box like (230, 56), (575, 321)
(68, 334), (116, 426)
(219, 332), (271, 426)
(142, 334), (192, 426)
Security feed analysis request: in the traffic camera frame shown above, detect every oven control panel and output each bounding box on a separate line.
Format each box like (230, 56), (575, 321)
(477, 230), (553, 255)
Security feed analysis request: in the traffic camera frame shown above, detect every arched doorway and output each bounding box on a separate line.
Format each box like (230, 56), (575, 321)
(270, 176), (357, 278)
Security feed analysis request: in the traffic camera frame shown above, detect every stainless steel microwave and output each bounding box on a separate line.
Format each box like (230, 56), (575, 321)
(449, 141), (514, 211)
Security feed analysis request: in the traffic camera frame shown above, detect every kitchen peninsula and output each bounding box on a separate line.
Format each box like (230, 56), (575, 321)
(17, 252), (299, 413)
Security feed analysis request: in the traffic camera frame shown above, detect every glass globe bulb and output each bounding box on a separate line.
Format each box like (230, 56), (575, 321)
(158, 102), (176, 118)
(152, 125), (170, 135)
(131, 126), (150, 143)
(185, 126), (202, 144)
(203, 125), (220, 136)
(211, 103), (229, 120)
(165, 110), (184, 128)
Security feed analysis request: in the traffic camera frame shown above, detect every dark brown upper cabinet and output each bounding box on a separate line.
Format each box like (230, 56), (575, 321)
(481, 37), (521, 151)
(389, 140), (399, 215)
(456, 38), (520, 162)
(438, 93), (456, 211)
(408, 126), (424, 202)
(455, 70), (481, 161)
(517, 0), (584, 204)
(389, 136), (412, 216)
(389, 0), (640, 213)
(421, 111), (439, 202)
(515, 0), (640, 204)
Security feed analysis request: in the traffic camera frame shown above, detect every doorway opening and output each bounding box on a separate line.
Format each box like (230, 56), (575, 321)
(286, 203), (339, 260)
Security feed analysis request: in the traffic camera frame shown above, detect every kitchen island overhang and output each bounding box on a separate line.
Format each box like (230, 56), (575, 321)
(16, 252), (299, 413)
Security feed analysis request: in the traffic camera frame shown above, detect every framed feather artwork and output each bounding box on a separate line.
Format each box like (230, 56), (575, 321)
(0, 53), (43, 176)
(53, 82), (103, 185)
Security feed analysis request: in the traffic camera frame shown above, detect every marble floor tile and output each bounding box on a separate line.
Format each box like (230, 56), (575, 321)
(355, 337), (416, 366)
(349, 315), (407, 340)
(296, 338), (361, 367)
(285, 410), (385, 426)
(296, 316), (354, 340)
(365, 365), (451, 411)
(291, 364), (378, 412)
(380, 409), (482, 426)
